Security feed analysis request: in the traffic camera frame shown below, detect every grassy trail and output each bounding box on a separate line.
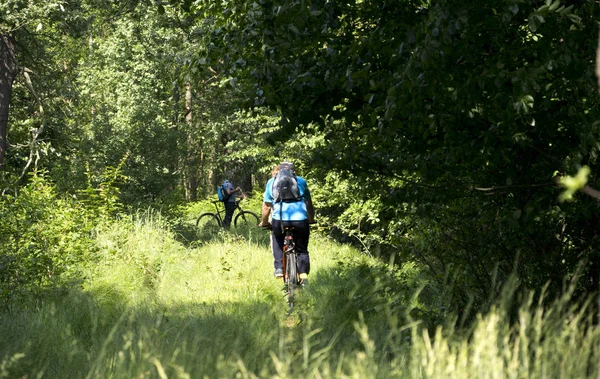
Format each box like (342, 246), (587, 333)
(0, 215), (598, 378)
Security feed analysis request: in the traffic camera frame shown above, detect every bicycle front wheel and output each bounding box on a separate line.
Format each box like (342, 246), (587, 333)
(234, 211), (260, 227)
(196, 212), (221, 232)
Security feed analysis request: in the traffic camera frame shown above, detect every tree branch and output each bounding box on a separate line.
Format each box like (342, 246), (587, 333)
(16, 68), (45, 184)
(392, 172), (555, 194)
(582, 185), (600, 201)
(596, 28), (600, 93)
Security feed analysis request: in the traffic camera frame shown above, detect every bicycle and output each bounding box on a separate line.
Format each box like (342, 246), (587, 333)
(196, 198), (260, 230)
(281, 225), (302, 312)
(262, 224), (302, 313)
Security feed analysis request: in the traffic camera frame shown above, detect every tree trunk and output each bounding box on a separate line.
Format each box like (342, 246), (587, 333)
(0, 35), (18, 171)
(184, 82), (198, 201)
(239, 173), (253, 196)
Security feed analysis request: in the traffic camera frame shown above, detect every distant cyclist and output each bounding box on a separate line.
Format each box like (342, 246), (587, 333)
(221, 173), (242, 228)
(259, 162), (315, 283)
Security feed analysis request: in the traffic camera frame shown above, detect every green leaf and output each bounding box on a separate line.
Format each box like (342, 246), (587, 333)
(558, 166), (590, 202)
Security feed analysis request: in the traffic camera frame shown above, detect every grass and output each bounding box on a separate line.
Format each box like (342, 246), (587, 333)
(0, 210), (598, 378)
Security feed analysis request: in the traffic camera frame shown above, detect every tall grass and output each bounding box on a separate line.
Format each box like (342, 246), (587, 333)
(0, 210), (598, 378)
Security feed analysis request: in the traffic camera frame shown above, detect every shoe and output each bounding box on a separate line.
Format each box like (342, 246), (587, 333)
(299, 273), (308, 286)
(274, 268), (284, 278)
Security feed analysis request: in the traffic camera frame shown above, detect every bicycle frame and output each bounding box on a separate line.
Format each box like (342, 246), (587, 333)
(208, 200), (242, 224)
(207, 201), (226, 224)
(282, 229), (294, 279)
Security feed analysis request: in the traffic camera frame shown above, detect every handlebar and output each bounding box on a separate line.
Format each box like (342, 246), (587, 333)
(258, 221), (317, 229)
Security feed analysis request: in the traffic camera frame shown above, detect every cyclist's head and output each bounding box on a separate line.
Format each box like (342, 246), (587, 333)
(272, 164), (280, 177)
(279, 161), (295, 172)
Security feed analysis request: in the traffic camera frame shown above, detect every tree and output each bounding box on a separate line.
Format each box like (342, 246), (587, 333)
(178, 0), (600, 308)
(0, 0), (94, 184)
(0, 35), (17, 171)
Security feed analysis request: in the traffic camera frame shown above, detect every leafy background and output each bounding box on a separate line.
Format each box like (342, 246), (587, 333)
(1, 1), (600, 375)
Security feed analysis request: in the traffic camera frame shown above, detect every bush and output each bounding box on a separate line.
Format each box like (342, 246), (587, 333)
(0, 174), (103, 310)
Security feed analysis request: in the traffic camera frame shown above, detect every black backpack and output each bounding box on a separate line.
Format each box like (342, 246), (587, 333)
(272, 168), (301, 202)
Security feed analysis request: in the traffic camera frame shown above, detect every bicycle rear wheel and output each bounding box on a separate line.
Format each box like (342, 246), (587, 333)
(234, 211), (260, 227)
(286, 252), (299, 309)
(196, 213), (221, 233)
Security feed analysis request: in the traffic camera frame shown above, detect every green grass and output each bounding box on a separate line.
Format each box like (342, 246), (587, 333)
(0, 211), (598, 378)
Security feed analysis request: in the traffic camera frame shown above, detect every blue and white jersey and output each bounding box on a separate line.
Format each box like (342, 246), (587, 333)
(264, 176), (311, 221)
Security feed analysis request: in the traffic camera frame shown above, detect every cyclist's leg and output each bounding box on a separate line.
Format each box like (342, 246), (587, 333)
(289, 220), (310, 275)
(271, 219), (285, 274)
(223, 201), (235, 228)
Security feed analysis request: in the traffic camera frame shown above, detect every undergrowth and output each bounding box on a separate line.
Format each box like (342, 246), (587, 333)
(0, 206), (598, 378)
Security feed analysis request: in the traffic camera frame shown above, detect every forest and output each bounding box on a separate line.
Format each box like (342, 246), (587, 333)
(1, 0), (600, 377)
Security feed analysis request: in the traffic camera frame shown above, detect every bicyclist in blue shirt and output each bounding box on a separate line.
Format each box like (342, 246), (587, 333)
(222, 177), (241, 228)
(259, 162), (315, 282)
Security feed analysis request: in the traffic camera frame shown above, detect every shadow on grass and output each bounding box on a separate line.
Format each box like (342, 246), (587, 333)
(294, 258), (443, 359)
(0, 252), (437, 378)
(0, 283), (300, 378)
(171, 220), (272, 250)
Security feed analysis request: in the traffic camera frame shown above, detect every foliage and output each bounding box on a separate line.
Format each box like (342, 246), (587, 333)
(2, 0), (600, 341)
(0, 155), (132, 309)
(0, 173), (97, 309)
(76, 152), (129, 219)
(65, 3), (188, 202)
(1, 0), (92, 182)
(558, 165), (589, 202)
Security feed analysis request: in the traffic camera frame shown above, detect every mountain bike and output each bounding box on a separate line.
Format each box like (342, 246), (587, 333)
(262, 224), (302, 313)
(196, 198), (260, 230)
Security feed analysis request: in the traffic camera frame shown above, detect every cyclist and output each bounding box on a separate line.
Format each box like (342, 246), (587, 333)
(222, 174), (242, 228)
(259, 162), (315, 283)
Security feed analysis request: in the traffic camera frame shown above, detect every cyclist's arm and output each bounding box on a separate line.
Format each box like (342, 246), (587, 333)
(260, 178), (275, 227)
(226, 185), (242, 198)
(259, 201), (272, 226)
(301, 181), (315, 223)
(305, 199), (315, 224)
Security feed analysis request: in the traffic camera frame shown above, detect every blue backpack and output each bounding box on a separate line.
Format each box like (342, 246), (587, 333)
(217, 180), (231, 202)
